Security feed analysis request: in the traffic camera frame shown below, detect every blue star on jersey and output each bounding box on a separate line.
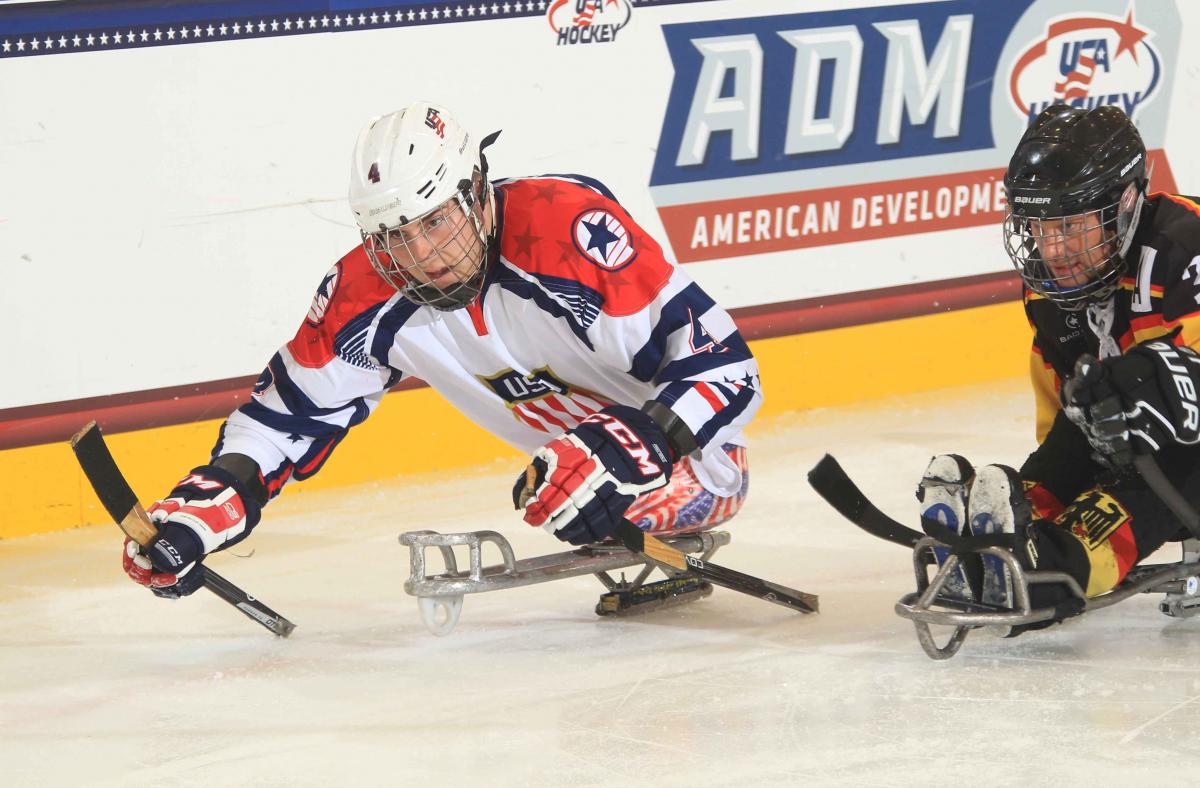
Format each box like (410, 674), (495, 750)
(306, 262), (342, 325)
(583, 216), (620, 258)
(572, 208), (635, 270)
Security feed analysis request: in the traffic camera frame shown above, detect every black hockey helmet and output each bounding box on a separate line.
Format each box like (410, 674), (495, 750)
(1002, 104), (1148, 310)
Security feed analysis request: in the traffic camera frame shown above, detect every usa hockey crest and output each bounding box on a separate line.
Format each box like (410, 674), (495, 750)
(572, 209), (636, 271)
(480, 366), (613, 433)
(1009, 8), (1161, 121)
(547, 0), (632, 46)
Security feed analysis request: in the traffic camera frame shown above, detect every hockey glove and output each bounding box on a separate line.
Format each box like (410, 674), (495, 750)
(121, 465), (261, 598)
(514, 405), (673, 545)
(1061, 342), (1200, 467)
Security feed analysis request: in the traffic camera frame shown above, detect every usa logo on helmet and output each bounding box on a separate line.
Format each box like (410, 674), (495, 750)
(572, 209), (636, 271)
(1009, 8), (1161, 122)
(424, 107), (446, 138)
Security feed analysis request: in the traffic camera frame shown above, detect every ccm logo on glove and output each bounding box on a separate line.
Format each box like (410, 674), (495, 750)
(593, 414), (666, 474)
(121, 464), (263, 598)
(515, 405), (673, 546)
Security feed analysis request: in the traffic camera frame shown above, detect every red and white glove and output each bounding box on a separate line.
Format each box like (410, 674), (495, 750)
(121, 465), (260, 598)
(514, 406), (673, 545)
(122, 536), (204, 597)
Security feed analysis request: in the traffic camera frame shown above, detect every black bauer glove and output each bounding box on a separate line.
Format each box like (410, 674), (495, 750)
(1061, 341), (1200, 467)
(513, 405), (673, 546)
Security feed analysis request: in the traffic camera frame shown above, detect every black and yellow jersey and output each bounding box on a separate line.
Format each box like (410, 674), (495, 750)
(1021, 193), (1200, 500)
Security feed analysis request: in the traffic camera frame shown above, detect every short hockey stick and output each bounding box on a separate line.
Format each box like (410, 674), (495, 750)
(811, 452), (1200, 549)
(806, 454), (923, 548)
(520, 466), (818, 613)
(70, 422), (296, 637)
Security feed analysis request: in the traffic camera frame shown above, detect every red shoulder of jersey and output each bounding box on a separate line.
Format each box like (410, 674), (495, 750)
(287, 245), (396, 368)
(497, 177), (673, 317)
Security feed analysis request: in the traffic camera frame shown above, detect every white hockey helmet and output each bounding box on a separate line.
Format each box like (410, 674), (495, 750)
(348, 101), (496, 310)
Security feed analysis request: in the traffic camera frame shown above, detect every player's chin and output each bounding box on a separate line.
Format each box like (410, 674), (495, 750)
(435, 265), (481, 289)
(1046, 267), (1092, 286)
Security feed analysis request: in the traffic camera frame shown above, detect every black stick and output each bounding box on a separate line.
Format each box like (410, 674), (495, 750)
(70, 422), (296, 637)
(806, 454), (923, 548)
(811, 452), (1200, 553)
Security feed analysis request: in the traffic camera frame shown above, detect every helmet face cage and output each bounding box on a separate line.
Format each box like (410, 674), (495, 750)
(1003, 182), (1143, 310)
(362, 173), (494, 311)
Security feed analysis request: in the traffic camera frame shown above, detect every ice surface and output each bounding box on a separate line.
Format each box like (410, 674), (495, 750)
(4, 379), (1200, 785)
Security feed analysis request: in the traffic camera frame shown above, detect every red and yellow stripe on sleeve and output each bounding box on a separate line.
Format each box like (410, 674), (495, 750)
(1126, 310), (1200, 352)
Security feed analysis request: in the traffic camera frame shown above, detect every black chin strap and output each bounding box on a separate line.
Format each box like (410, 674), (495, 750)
(479, 129), (502, 181)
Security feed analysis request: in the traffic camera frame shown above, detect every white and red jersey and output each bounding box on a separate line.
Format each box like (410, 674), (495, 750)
(215, 175), (762, 502)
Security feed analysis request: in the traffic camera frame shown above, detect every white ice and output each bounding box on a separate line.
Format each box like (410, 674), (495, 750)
(4, 379), (1200, 786)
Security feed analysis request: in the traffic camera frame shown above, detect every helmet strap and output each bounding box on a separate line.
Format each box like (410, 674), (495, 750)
(478, 130), (502, 182)
(1116, 176), (1148, 261)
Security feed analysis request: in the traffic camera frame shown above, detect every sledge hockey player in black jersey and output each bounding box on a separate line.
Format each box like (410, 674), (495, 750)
(914, 103), (1200, 634)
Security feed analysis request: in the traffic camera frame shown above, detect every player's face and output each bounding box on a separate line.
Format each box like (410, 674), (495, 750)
(1029, 211), (1114, 287)
(381, 196), (491, 289)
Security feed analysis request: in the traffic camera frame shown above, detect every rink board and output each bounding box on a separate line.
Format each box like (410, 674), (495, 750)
(2, 0), (1193, 536)
(0, 299), (1027, 538)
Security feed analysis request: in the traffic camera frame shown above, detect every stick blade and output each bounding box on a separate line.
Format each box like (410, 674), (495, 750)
(71, 422), (137, 522)
(70, 421), (156, 544)
(807, 454), (923, 548)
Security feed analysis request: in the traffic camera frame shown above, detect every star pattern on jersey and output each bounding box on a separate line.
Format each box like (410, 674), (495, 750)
(510, 226), (540, 260)
(316, 271), (337, 300)
(531, 181), (562, 203)
(556, 240), (577, 265)
(582, 217), (620, 259)
(1, 2), (551, 58)
(725, 372), (759, 391)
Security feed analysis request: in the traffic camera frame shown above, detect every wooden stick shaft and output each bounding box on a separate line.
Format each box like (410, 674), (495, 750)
(70, 421), (296, 637)
(519, 465), (817, 613)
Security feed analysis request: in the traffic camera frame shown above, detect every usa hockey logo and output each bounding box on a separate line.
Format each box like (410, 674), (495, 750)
(306, 262), (341, 325)
(547, 0), (631, 47)
(424, 107), (446, 138)
(481, 366), (613, 433)
(572, 209), (636, 270)
(1009, 8), (1161, 121)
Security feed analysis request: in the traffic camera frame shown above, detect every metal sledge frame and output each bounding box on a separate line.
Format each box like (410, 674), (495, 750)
(399, 529), (730, 635)
(897, 536), (1200, 660)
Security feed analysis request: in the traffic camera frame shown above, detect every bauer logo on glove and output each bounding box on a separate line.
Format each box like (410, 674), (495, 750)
(1062, 343), (1200, 465)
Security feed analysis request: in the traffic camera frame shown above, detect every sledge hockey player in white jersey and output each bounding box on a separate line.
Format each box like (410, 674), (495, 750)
(122, 101), (762, 598)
